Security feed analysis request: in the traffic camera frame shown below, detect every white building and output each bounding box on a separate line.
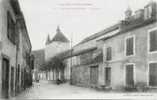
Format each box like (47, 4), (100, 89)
(45, 26), (70, 61)
(44, 26), (70, 80)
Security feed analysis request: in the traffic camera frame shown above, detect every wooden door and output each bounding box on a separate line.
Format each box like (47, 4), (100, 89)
(149, 63), (157, 86)
(90, 66), (98, 85)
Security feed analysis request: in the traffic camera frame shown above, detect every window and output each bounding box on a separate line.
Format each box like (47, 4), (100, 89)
(149, 29), (157, 52)
(125, 36), (134, 56)
(7, 11), (16, 44)
(149, 63), (157, 86)
(105, 67), (111, 86)
(106, 47), (112, 61)
(125, 64), (135, 86)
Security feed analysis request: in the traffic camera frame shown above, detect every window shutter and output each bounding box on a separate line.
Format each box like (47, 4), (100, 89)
(150, 30), (157, 52)
(126, 37), (134, 56)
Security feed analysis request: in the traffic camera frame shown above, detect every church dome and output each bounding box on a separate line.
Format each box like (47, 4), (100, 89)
(51, 26), (69, 43)
(45, 26), (70, 45)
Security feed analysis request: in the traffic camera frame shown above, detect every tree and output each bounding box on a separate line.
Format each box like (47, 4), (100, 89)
(39, 56), (66, 81)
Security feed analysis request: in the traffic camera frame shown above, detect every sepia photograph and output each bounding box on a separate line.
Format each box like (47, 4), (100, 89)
(0, 0), (157, 99)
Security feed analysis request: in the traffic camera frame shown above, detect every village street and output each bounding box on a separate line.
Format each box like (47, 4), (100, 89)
(10, 80), (156, 99)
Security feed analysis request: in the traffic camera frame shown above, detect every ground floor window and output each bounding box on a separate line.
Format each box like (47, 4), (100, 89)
(105, 67), (111, 86)
(125, 64), (135, 87)
(149, 62), (157, 87)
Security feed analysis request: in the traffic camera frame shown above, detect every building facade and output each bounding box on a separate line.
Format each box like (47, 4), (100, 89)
(67, 1), (157, 91)
(98, 1), (157, 90)
(0, 0), (33, 98)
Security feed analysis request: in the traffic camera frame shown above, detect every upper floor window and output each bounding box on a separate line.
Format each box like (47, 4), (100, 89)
(7, 11), (16, 44)
(125, 36), (135, 56)
(106, 47), (112, 61)
(149, 28), (157, 52)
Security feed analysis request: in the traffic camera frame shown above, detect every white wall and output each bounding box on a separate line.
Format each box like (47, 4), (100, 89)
(45, 41), (70, 61)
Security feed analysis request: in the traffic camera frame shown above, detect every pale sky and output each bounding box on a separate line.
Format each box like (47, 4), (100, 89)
(19, 0), (155, 50)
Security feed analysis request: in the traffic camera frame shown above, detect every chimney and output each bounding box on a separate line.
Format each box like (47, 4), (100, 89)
(135, 9), (144, 19)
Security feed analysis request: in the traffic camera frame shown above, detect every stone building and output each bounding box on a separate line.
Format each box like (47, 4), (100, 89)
(45, 26), (70, 61)
(44, 26), (70, 81)
(0, 0), (33, 98)
(66, 1), (157, 90)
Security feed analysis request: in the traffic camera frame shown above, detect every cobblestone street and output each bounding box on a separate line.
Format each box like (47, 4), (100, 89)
(9, 80), (156, 99)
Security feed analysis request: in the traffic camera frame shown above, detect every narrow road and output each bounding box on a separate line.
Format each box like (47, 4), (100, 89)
(10, 80), (156, 99)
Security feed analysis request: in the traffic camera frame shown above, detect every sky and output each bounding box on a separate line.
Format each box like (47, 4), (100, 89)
(18, 0), (155, 50)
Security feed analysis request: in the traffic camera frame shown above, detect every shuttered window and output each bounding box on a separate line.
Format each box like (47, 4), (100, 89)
(105, 67), (111, 86)
(126, 64), (134, 86)
(126, 36), (134, 56)
(149, 63), (157, 86)
(106, 47), (112, 61)
(149, 30), (157, 52)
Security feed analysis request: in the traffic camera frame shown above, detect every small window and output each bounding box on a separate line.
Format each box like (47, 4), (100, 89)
(149, 63), (157, 86)
(149, 29), (157, 52)
(125, 36), (134, 56)
(106, 47), (112, 61)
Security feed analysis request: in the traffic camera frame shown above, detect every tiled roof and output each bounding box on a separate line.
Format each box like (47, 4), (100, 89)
(77, 23), (120, 45)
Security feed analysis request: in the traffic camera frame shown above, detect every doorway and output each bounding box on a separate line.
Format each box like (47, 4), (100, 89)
(90, 66), (98, 85)
(2, 57), (10, 98)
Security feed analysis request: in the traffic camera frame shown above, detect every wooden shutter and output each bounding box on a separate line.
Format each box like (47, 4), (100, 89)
(126, 37), (134, 56)
(149, 63), (157, 86)
(106, 47), (112, 61)
(105, 67), (111, 86)
(126, 64), (134, 86)
(149, 30), (157, 52)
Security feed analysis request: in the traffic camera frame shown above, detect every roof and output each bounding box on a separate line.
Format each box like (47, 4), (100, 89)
(76, 23), (120, 46)
(99, 2), (157, 41)
(51, 31), (69, 43)
(54, 47), (97, 60)
(46, 26), (70, 45)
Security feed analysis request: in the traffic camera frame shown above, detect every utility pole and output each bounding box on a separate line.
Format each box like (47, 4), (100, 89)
(70, 32), (73, 84)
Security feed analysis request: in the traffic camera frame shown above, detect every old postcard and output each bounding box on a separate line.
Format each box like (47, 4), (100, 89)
(0, 0), (157, 99)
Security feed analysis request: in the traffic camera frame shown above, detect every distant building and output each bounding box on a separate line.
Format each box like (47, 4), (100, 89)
(45, 26), (70, 61)
(42, 26), (70, 81)
(0, 0), (33, 98)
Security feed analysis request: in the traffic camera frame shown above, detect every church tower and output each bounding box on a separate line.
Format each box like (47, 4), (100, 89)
(45, 26), (70, 61)
(45, 34), (51, 45)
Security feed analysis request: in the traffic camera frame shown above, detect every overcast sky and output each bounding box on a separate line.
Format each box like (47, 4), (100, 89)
(19, 0), (155, 50)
